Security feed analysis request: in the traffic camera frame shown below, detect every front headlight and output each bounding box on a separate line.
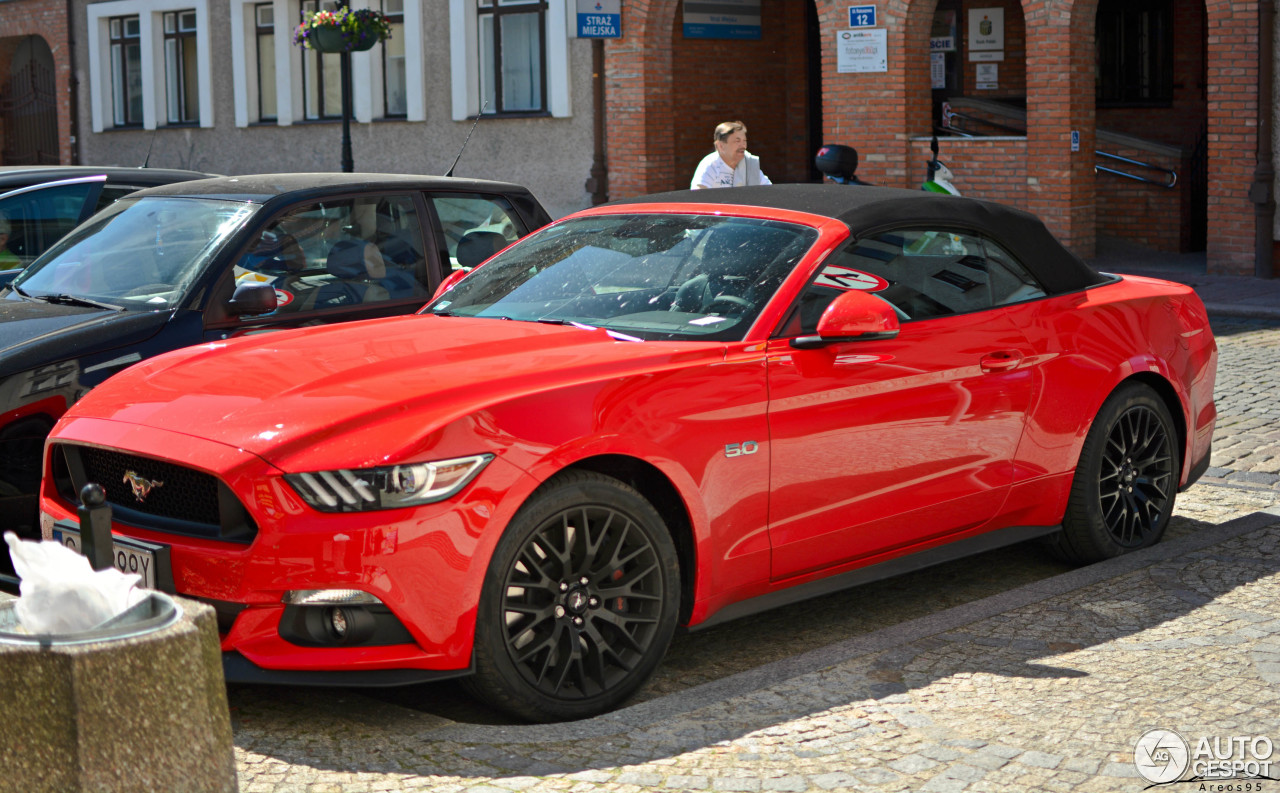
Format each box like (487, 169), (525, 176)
(284, 454), (494, 512)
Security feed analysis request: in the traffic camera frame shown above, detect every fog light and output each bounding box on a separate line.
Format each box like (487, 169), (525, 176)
(329, 607), (348, 639)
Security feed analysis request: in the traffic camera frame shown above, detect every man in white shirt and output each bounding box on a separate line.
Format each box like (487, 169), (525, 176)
(690, 121), (772, 189)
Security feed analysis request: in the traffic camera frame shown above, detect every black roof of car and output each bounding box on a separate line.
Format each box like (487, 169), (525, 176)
(129, 172), (545, 204)
(0, 165), (214, 191)
(609, 184), (1109, 296)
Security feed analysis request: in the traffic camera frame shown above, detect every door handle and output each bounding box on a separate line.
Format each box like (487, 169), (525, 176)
(980, 350), (1023, 373)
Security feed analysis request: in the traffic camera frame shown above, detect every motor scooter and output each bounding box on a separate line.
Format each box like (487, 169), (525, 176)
(815, 137), (961, 195)
(921, 135), (960, 195)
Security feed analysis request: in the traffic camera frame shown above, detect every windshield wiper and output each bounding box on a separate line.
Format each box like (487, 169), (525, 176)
(30, 293), (123, 311)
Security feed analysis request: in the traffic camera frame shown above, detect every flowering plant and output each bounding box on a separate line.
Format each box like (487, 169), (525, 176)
(293, 7), (392, 52)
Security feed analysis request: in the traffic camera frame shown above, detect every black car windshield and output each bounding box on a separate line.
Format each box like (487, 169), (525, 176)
(9, 196), (257, 310)
(428, 213), (818, 342)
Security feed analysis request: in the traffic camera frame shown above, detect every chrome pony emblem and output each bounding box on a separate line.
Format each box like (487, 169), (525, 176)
(123, 470), (164, 503)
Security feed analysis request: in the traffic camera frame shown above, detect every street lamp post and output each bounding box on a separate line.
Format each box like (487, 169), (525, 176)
(340, 48), (354, 173)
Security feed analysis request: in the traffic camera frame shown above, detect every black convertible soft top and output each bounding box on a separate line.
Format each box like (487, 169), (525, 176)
(608, 184), (1108, 296)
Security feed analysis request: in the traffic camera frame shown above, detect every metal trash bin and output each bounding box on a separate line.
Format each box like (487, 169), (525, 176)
(0, 591), (238, 793)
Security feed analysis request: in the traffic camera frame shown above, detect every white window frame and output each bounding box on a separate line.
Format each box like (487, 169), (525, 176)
(88, 0), (214, 131)
(449, 0), (570, 120)
(228, 0), (425, 126)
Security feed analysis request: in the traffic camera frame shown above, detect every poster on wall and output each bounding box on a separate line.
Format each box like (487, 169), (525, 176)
(683, 0), (761, 40)
(577, 0), (621, 38)
(836, 28), (888, 73)
(930, 51), (946, 89)
(968, 7), (1004, 51)
(976, 63), (999, 90)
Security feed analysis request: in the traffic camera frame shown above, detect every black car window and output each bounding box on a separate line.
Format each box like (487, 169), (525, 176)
(784, 228), (1048, 335)
(0, 182), (99, 268)
(429, 193), (527, 273)
(232, 195), (431, 316)
(95, 185), (140, 211)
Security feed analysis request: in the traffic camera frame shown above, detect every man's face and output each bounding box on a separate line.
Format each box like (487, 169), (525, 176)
(715, 130), (748, 169)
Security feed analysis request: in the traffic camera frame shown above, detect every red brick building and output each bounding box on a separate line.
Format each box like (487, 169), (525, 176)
(0, 0), (75, 165)
(603, 0), (1269, 276)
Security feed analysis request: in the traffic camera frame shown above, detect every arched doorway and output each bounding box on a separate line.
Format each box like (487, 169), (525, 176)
(669, 0), (823, 190)
(1, 36), (59, 165)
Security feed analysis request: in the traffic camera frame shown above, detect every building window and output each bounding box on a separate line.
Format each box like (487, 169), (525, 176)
(230, 0), (426, 127)
(301, 0), (342, 119)
(476, 0), (547, 114)
(255, 3), (278, 120)
(88, 0), (213, 131)
(383, 0), (407, 116)
(163, 10), (200, 124)
(449, 0), (569, 120)
(109, 16), (143, 127)
(1096, 0), (1173, 106)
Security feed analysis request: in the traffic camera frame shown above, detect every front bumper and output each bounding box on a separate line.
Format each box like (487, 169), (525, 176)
(41, 416), (538, 675)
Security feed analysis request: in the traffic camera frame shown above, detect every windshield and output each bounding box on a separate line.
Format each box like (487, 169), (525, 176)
(9, 196), (257, 310)
(428, 213), (818, 342)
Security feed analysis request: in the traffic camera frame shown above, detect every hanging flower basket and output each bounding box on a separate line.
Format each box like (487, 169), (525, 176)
(294, 7), (391, 53)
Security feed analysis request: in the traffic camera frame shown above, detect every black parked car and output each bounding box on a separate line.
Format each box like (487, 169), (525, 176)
(0, 166), (214, 277)
(0, 172), (552, 586)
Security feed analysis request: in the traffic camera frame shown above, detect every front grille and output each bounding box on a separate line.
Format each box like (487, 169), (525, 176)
(52, 443), (257, 543)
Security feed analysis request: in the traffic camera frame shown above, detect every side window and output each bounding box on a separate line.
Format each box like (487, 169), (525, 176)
(784, 228), (1047, 335)
(232, 195), (430, 316)
(96, 185), (140, 211)
(0, 182), (98, 268)
(429, 193), (526, 272)
(981, 237), (1047, 306)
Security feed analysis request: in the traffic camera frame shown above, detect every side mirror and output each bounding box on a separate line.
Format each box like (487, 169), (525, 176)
(791, 289), (900, 349)
(226, 282), (278, 316)
(432, 268), (468, 301)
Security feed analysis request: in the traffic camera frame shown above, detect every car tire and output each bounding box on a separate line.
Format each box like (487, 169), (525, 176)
(1049, 382), (1179, 564)
(465, 470), (680, 722)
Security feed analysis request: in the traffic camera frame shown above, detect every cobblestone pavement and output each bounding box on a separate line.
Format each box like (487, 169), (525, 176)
(1203, 318), (1280, 492)
(231, 318), (1280, 793)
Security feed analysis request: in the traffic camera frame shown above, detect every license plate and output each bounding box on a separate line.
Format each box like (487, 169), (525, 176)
(53, 527), (162, 590)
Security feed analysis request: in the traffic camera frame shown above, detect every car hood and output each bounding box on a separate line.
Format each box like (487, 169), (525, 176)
(0, 299), (170, 378)
(72, 315), (725, 470)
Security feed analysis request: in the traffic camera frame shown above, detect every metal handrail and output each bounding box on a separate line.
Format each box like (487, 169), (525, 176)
(1094, 150), (1178, 188)
(941, 111), (1025, 137)
(937, 113), (1179, 189)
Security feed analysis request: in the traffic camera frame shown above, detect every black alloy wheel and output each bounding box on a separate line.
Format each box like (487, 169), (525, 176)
(1050, 382), (1179, 564)
(1097, 403), (1175, 546)
(467, 471), (680, 722)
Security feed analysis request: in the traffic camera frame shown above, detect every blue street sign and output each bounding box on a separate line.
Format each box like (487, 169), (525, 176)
(578, 0), (621, 38)
(849, 5), (876, 28)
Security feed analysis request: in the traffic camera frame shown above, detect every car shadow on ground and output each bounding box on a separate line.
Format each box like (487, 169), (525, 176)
(227, 513), (1278, 783)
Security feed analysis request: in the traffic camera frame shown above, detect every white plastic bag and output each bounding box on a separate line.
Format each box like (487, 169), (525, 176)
(3, 531), (147, 634)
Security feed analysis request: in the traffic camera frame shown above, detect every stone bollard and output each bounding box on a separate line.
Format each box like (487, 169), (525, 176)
(0, 592), (238, 793)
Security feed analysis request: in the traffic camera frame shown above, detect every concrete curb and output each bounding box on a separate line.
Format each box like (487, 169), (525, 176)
(418, 508), (1280, 744)
(1204, 302), (1280, 321)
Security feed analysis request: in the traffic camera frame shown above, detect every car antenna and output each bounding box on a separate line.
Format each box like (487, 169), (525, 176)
(140, 126), (159, 168)
(444, 99), (489, 177)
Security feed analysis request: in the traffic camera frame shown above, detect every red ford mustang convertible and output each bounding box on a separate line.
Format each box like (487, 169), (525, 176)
(38, 185), (1217, 721)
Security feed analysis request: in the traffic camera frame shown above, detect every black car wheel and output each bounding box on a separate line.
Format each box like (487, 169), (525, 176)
(1050, 382), (1179, 563)
(467, 470), (680, 722)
